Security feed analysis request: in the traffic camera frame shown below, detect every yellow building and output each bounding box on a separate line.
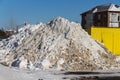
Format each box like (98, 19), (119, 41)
(86, 27), (120, 55)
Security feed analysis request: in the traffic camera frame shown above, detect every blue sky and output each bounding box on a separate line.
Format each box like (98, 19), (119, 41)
(0, 0), (120, 29)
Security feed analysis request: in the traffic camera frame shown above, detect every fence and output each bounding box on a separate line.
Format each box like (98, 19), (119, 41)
(86, 27), (120, 55)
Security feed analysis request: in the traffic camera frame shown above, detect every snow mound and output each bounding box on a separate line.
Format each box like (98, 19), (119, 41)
(0, 24), (41, 54)
(1, 17), (120, 71)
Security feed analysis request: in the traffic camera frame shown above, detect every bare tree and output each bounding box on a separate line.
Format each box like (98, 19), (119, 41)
(9, 17), (16, 30)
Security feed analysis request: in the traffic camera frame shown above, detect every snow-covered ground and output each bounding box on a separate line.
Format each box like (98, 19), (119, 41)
(0, 64), (59, 80)
(0, 64), (80, 80)
(0, 64), (33, 80)
(1, 64), (120, 80)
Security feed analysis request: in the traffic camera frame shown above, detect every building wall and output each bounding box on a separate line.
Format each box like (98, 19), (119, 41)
(81, 12), (94, 29)
(81, 11), (108, 28)
(109, 11), (120, 27)
(85, 12), (93, 28)
(93, 11), (108, 27)
(81, 11), (120, 28)
(81, 13), (86, 29)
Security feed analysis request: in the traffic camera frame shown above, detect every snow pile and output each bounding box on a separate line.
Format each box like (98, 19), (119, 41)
(1, 17), (120, 71)
(0, 24), (41, 53)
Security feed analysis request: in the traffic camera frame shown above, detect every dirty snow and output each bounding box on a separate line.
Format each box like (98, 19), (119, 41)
(0, 17), (120, 71)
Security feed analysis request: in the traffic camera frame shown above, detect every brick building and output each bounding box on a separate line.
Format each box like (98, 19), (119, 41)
(81, 3), (120, 29)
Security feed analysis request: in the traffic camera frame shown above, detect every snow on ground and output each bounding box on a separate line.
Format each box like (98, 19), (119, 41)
(0, 64), (33, 80)
(0, 64), (55, 80)
(1, 64), (120, 80)
(0, 64), (80, 80)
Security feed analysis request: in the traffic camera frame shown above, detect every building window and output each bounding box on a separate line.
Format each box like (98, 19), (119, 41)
(110, 13), (118, 22)
(104, 14), (107, 23)
(98, 14), (101, 20)
(118, 15), (120, 22)
(104, 14), (107, 19)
